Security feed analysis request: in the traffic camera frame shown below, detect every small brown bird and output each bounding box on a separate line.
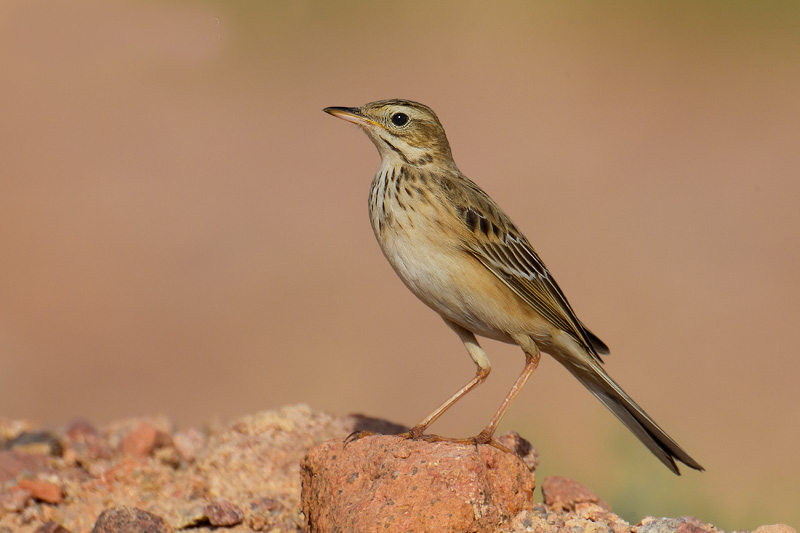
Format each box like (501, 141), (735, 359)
(324, 99), (703, 474)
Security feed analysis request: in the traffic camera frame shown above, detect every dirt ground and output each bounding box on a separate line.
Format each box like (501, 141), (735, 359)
(3, 406), (791, 533)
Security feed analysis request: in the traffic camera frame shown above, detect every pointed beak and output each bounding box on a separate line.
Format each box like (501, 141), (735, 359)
(323, 106), (381, 128)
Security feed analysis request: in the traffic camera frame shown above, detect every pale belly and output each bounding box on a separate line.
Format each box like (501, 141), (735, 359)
(374, 223), (530, 344)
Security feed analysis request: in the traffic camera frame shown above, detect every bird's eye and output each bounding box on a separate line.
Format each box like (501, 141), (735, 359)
(390, 112), (409, 127)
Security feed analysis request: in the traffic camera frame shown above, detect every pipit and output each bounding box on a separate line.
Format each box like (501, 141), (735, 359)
(324, 99), (703, 474)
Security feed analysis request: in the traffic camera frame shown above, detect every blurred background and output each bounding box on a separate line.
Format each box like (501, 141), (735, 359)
(1, 0), (798, 529)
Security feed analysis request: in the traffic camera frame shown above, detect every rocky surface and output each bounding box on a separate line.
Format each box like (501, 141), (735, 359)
(301, 433), (537, 532)
(0, 406), (794, 533)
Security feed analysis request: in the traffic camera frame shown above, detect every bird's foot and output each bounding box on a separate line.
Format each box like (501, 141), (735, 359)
(446, 435), (512, 454)
(395, 428), (512, 454)
(395, 431), (448, 443)
(347, 427), (512, 455)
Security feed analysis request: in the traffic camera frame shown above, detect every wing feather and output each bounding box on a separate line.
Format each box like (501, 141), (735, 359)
(446, 175), (607, 361)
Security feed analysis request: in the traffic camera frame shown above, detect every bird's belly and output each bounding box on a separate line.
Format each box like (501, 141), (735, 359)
(376, 227), (527, 343)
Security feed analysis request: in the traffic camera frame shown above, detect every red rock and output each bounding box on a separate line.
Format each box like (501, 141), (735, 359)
(0, 407), (757, 533)
(203, 500), (244, 527)
(301, 435), (534, 532)
(91, 506), (173, 533)
(541, 475), (610, 512)
(17, 479), (63, 504)
(120, 423), (158, 458)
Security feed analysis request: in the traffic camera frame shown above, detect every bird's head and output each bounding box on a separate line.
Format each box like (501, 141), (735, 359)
(324, 99), (456, 170)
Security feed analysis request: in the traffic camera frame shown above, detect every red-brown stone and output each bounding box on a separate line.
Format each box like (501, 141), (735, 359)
(17, 479), (63, 504)
(301, 435), (535, 532)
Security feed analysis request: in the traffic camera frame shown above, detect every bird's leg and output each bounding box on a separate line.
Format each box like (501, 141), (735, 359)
(402, 369), (488, 439)
(472, 343), (541, 445)
(399, 319), (491, 440)
(345, 320), (489, 447)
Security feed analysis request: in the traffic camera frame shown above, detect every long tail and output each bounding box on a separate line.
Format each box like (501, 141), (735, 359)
(556, 352), (704, 475)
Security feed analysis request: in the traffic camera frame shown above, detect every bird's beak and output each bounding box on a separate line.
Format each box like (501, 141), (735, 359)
(323, 106), (381, 128)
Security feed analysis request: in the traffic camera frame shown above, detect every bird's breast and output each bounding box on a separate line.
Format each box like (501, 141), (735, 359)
(367, 167), (528, 342)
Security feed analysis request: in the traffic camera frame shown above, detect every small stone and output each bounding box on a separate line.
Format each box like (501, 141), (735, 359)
(5, 431), (63, 457)
(91, 506), (173, 533)
(119, 423), (172, 460)
(542, 475), (610, 512)
(204, 500), (244, 527)
(34, 522), (72, 533)
(18, 479), (63, 504)
(120, 423), (158, 458)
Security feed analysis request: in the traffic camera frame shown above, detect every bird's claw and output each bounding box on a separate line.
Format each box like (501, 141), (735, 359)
(343, 430), (377, 447)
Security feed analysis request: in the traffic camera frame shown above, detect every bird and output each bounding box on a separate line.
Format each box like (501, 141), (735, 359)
(323, 99), (703, 475)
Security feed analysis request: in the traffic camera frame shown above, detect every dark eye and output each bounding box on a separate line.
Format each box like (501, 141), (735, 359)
(390, 112), (409, 127)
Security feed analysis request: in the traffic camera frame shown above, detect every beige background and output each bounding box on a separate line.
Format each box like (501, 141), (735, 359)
(2, 1), (798, 529)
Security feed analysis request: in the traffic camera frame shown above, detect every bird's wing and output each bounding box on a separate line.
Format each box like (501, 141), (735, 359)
(448, 176), (608, 360)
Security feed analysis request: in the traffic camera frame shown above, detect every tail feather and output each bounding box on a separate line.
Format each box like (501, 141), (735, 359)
(559, 355), (704, 475)
(582, 326), (609, 355)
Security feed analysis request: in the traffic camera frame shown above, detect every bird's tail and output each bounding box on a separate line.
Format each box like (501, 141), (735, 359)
(554, 350), (704, 475)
